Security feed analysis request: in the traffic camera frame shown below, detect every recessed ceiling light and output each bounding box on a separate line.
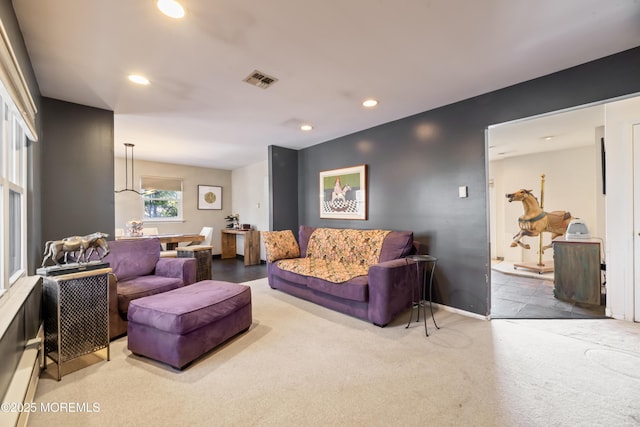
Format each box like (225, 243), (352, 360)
(300, 124), (313, 132)
(157, 0), (185, 19)
(362, 99), (378, 108)
(542, 136), (554, 141)
(128, 74), (150, 85)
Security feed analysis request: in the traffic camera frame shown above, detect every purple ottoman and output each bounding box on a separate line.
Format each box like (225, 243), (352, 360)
(127, 280), (252, 369)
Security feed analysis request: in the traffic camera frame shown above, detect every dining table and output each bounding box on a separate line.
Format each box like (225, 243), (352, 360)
(115, 233), (204, 250)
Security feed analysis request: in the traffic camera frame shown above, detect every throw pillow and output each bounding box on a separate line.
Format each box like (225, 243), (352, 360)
(261, 230), (301, 262)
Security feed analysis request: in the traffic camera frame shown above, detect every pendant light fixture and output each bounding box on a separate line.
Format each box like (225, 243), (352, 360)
(115, 143), (143, 195)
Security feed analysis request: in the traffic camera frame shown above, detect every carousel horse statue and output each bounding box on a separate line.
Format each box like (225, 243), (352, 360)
(506, 189), (572, 251)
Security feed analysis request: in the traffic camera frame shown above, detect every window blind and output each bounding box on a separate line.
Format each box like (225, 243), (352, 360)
(141, 176), (182, 192)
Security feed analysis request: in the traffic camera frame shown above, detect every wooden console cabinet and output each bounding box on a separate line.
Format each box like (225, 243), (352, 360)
(221, 229), (261, 266)
(552, 239), (602, 306)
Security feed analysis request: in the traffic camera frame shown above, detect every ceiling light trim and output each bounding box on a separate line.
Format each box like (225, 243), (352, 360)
(128, 74), (150, 85)
(362, 99), (379, 108)
(157, 0), (185, 19)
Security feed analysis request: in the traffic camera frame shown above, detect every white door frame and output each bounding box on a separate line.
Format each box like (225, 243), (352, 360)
(633, 124), (640, 321)
(604, 95), (640, 321)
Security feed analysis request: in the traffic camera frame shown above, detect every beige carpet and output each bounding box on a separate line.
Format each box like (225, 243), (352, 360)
(28, 278), (640, 426)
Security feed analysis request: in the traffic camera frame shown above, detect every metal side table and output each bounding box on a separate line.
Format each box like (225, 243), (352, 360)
(405, 255), (439, 336)
(42, 268), (111, 380)
(177, 245), (213, 282)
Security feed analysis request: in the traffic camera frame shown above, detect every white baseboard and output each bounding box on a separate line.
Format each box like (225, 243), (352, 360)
(0, 324), (43, 427)
(435, 302), (490, 321)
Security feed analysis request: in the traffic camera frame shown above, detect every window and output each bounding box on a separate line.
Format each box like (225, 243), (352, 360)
(9, 189), (22, 277)
(141, 176), (183, 222)
(0, 19), (37, 296)
(1, 99), (28, 292)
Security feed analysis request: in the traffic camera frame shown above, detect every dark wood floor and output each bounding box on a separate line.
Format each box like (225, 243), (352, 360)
(211, 257), (606, 319)
(212, 257), (267, 283)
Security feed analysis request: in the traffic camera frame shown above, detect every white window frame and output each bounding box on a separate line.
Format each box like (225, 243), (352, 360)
(0, 89), (28, 295)
(0, 18), (38, 302)
(140, 176), (184, 223)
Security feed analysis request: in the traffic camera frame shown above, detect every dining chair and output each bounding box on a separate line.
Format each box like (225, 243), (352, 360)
(142, 227), (159, 236)
(160, 226), (213, 258)
(195, 226), (214, 247)
(177, 226), (213, 247)
(160, 249), (177, 258)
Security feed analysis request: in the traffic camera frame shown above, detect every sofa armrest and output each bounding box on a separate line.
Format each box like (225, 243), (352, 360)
(367, 258), (417, 326)
(108, 273), (128, 340)
(155, 257), (197, 285)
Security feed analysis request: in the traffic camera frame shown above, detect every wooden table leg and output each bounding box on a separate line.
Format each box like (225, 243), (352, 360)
(221, 230), (236, 259)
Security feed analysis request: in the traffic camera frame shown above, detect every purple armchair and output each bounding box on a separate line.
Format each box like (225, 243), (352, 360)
(100, 238), (197, 339)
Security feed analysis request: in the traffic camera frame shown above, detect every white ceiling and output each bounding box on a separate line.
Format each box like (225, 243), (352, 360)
(12, 0), (640, 170)
(488, 103), (605, 161)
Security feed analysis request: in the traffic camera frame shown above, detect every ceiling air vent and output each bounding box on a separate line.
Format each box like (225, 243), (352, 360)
(243, 70), (278, 89)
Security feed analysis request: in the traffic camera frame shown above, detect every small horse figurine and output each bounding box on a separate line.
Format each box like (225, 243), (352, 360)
(82, 233), (110, 261)
(506, 189), (572, 251)
(42, 232), (110, 267)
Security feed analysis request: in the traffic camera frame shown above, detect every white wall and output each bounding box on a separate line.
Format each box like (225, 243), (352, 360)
(114, 158), (232, 255)
(490, 145), (599, 264)
(231, 160), (269, 260)
(604, 95), (640, 321)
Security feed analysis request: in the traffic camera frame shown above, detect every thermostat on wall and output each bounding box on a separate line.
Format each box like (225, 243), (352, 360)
(458, 186), (468, 198)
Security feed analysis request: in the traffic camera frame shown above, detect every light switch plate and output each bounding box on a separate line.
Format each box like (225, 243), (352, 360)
(458, 186), (468, 198)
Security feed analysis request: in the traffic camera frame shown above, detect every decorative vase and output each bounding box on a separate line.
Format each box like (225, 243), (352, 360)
(126, 219), (144, 237)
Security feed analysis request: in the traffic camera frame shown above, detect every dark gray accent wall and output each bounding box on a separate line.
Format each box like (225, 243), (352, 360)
(41, 98), (115, 246)
(272, 46), (640, 317)
(268, 145), (299, 232)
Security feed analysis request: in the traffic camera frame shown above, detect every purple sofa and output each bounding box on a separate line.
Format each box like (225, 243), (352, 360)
(99, 238), (197, 339)
(267, 226), (417, 326)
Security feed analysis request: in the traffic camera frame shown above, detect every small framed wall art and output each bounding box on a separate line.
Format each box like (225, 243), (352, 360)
(319, 164), (367, 220)
(198, 185), (222, 210)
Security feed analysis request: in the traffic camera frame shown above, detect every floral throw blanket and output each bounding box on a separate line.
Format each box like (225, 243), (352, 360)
(276, 228), (390, 283)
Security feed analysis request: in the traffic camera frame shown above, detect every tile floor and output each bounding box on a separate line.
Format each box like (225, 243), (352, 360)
(490, 269), (606, 319)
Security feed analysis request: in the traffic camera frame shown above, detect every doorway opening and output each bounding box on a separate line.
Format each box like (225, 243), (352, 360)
(487, 104), (607, 319)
